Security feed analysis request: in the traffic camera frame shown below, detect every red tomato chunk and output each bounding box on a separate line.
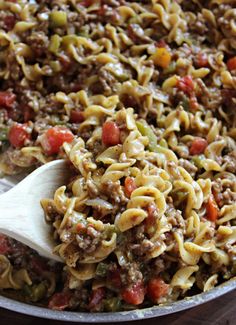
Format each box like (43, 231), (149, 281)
(205, 195), (219, 222)
(110, 269), (122, 288)
(31, 256), (49, 274)
(189, 137), (208, 155)
(195, 53), (208, 67)
(88, 287), (105, 310)
(124, 177), (136, 198)
(70, 110), (85, 123)
(189, 95), (199, 110)
(22, 105), (34, 122)
(145, 203), (157, 231)
(177, 76), (194, 96)
(121, 281), (145, 305)
(4, 15), (16, 31)
(227, 57), (236, 71)
(0, 234), (11, 254)
(147, 277), (169, 302)
(102, 121), (121, 146)
(48, 292), (71, 311)
(41, 127), (74, 155)
(0, 91), (16, 108)
(76, 222), (86, 233)
(9, 123), (30, 148)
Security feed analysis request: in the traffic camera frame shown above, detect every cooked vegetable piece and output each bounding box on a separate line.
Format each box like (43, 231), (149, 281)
(0, 91), (16, 108)
(136, 120), (157, 152)
(49, 35), (61, 54)
(104, 297), (121, 312)
(195, 53), (208, 67)
(227, 57), (236, 71)
(102, 121), (121, 146)
(70, 110), (85, 123)
(0, 128), (8, 141)
(0, 234), (11, 254)
(48, 292), (71, 310)
(205, 195), (219, 222)
(50, 11), (67, 28)
(96, 262), (109, 277)
(191, 155), (204, 168)
(109, 269), (122, 288)
(177, 76), (194, 96)
(190, 137), (208, 155)
(147, 277), (169, 302)
(151, 48), (171, 68)
(9, 123), (30, 148)
(144, 203), (157, 235)
(88, 287), (105, 310)
(121, 281), (145, 305)
(41, 126), (74, 155)
(124, 177), (137, 198)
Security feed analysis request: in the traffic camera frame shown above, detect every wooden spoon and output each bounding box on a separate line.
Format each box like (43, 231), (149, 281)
(0, 160), (71, 262)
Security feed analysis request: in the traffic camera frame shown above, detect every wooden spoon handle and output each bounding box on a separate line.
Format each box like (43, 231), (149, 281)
(0, 189), (28, 232)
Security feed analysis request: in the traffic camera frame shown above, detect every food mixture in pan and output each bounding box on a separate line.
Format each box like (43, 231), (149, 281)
(0, 0), (236, 312)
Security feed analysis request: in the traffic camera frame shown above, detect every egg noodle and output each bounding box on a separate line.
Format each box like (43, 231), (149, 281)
(0, 0), (235, 312)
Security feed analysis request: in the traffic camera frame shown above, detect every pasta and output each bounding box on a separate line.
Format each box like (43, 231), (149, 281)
(0, 0), (236, 313)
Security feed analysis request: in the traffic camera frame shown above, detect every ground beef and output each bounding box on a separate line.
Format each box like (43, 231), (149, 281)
(98, 68), (118, 96)
(101, 180), (128, 204)
(179, 158), (198, 177)
(165, 203), (185, 230)
(222, 151), (236, 173)
(187, 12), (208, 36)
(121, 262), (143, 286)
(212, 177), (236, 208)
(76, 227), (102, 254)
(221, 89), (236, 114)
(26, 32), (49, 58)
(196, 79), (222, 111)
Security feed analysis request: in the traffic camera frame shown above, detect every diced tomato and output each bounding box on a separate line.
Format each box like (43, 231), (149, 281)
(59, 55), (72, 71)
(23, 105), (34, 122)
(177, 76), (194, 96)
(147, 277), (169, 302)
(110, 269), (122, 288)
(189, 95), (199, 110)
(195, 52), (208, 68)
(4, 15), (16, 31)
(48, 292), (71, 311)
(121, 281), (145, 305)
(88, 287), (105, 310)
(227, 57), (236, 71)
(102, 121), (121, 146)
(0, 234), (11, 255)
(144, 203), (157, 234)
(96, 5), (106, 16)
(80, 0), (94, 7)
(124, 177), (136, 198)
(155, 39), (167, 48)
(205, 195), (219, 222)
(76, 222), (86, 233)
(40, 126), (74, 155)
(8, 123), (30, 148)
(0, 91), (16, 108)
(70, 110), (85, 123)
(212, 188), (221, 207)
(189, 137), (208, 155)
(31, 257), (49, 274)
